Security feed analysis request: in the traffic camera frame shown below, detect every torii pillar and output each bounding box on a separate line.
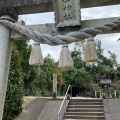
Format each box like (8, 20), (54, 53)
(0, 8), (18, 120)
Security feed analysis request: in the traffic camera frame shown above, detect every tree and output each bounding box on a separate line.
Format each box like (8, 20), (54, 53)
(71, 42), (86, 69)
(3, 42), (24, 120)
(108, 51), (118, 69)
(71, 48), (85, 69)
(15, 41), (35, 96)
(61, 67), (93, 96)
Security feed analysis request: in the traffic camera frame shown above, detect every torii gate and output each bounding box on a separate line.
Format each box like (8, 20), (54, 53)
(0, 0), (120, 119)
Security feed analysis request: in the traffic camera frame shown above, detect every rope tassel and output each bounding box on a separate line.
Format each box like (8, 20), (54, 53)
(83, 37), (98, 62)
(59, 44), (73, 68)
(29, 42), (44, 65)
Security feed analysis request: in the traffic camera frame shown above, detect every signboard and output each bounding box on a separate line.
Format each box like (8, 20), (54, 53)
(53, 0), (81, 28)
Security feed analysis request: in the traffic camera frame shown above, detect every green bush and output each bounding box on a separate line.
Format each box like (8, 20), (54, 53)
(62, 67), (93, 96)
(3, 43), (24, 120)
(96, 87), (102, 98)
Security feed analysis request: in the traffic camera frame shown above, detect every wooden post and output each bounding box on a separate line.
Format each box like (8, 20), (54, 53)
(0, 15), (16, 120)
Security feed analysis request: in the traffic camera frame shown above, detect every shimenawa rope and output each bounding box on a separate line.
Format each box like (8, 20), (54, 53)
(0, 18), (119, 45)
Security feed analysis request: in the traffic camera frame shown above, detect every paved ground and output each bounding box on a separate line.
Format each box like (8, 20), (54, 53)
(14, 98), (48, 120)
(22, 96), (37, 109)
(104, 98), (120, 120)
(37, 99), (64, 120)
(14, 96), (120, 120)
(14, 97), (67, 120)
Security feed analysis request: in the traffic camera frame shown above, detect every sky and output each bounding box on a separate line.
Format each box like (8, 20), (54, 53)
(19, 5), (120, 63)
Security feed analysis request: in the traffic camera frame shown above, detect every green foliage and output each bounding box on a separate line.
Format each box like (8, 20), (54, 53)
(110, 87), (120, 98)
(96, 87), (102, 98)
(3, 42), (24, 120)
(20, 39), (119, 98)
(61, 67), (93, 96)
(23, 53), (59, 96)
(3, 36), (120, 120)
(86, 40), (120, 82)
(71, 49), (85, 69)
(74, 68), (93, 90)
(15, 41), (34, 96)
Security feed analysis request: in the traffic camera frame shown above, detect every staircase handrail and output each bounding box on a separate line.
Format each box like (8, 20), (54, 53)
(58, 85), (72, 120)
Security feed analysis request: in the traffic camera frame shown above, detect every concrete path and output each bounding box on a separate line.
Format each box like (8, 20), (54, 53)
(14, 98), (48, 120)
(37, 99), (63, 120)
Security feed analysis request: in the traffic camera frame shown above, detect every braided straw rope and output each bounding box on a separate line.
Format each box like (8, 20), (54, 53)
(0, 18), (120, 45)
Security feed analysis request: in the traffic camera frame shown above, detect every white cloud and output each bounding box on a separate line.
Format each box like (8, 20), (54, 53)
(41, 44), (61, 61)
(81, 5), (120, 20)
(19, 12), (55, 25)
(19, 5), (120, 63)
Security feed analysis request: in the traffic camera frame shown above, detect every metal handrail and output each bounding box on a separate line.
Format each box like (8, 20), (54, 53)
(58, 85), (72, 120)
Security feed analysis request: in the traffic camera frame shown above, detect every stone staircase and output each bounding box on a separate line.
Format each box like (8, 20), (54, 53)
(63, 98), (105, 120)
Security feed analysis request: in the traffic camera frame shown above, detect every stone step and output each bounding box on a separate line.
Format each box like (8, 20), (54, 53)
(66, 112), (104, 116)
(68, 102), (103, 105)
(64, 99), (105, 120)
(66, 108), (104, 112)
(70, 99), (103, 102)
(63, 115), (105, 119)
(63, 118), (105, 120)
(67, 105), (104, 108)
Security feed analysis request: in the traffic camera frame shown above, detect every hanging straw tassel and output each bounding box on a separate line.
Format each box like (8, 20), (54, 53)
(59, 44), (73, 68)
(83, 37), (98, 62)
(29, 42), (44, 65)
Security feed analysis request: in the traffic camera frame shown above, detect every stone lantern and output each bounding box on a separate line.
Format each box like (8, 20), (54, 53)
(99, 79), (111, 98)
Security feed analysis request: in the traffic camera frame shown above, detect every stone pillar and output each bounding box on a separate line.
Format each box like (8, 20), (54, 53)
(0, 15), (17, 120)
(53, 73), (57, 98)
